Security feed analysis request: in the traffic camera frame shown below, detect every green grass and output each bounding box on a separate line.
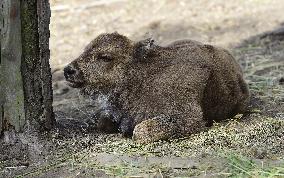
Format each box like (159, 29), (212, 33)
(221, 152), (284, 178)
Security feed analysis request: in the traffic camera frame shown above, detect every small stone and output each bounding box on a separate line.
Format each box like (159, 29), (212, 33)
(279, 77), (284, 85)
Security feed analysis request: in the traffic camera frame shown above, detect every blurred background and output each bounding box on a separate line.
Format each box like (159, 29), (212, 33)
(49, 0), (284, 67)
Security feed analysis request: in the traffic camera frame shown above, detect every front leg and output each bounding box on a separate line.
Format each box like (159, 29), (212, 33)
(132, 115), (179, 144)
(133, 102), (206, 144)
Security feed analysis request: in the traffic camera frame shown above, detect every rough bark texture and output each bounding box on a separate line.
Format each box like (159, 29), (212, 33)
(37, 0), (54, 129)
(20, 0), (54, 131)
(0, 1), (3, 134)
(0, 0), (26, 132)
(0, 0), (54, 134)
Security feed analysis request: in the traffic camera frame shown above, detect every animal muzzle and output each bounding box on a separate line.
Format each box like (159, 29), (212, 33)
(64, 63), (84, 88)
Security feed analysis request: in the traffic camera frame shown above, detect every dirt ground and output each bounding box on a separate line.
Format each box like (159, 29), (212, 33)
(1, 0), (284, 177)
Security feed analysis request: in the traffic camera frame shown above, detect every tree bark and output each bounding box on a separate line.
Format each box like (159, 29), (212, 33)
(0, 0), (26, 133)
(0, 0), (54, 134)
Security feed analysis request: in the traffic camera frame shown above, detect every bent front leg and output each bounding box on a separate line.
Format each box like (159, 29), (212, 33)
(132, 115), (179, 144)
(133, 102), (206, 144)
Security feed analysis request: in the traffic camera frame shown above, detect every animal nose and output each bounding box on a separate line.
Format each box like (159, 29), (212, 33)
(64, 65), (77, 79)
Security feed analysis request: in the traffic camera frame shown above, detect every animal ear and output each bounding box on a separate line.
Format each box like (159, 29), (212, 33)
(133, 38), (155, 62)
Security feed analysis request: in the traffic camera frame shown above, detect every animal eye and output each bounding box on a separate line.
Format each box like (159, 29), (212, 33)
(98, 53), (113, 62)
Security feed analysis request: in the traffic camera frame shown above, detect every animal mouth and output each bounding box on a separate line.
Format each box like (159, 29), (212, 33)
(64, 71), (85, 88)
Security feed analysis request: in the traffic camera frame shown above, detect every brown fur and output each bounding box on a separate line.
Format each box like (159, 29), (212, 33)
(64, 32), (250, 143)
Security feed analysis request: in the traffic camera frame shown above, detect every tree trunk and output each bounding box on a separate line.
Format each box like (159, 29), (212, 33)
(0, 0), (54, 134)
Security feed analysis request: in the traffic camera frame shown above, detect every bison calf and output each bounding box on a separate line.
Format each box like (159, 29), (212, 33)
(64, 32), (249, 143)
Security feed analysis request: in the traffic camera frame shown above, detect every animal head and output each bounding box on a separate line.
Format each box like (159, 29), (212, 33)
(64, 32), (155, 92)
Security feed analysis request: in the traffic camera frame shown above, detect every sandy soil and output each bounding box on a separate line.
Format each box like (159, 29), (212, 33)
(1, 0), (284, 177)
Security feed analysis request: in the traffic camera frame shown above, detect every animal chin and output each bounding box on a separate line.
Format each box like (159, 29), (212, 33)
(80, 82), (112, 97)
(66, 80), (84, 88)
(80, 86), (99, 97)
